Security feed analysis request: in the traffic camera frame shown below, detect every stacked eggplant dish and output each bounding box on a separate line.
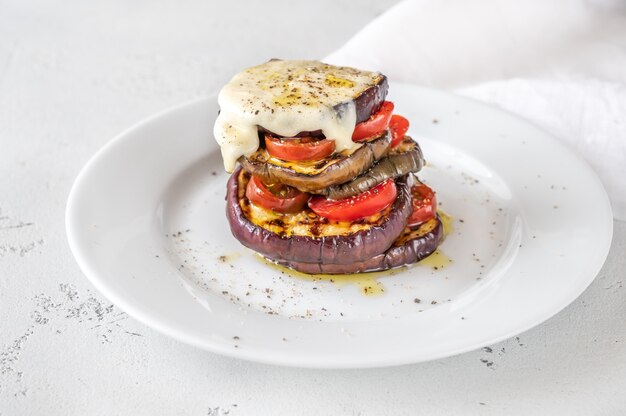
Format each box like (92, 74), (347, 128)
(214, 60), (442, 274)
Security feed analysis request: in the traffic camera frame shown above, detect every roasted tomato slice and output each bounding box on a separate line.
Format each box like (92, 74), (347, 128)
(308, 179), (397, 221)
(407, 182), (437, 226)
(389, 114), (409, 148)
(246, 175), (309, 213)
(265, 135), (336, 162)
(352, 101), (395, 142)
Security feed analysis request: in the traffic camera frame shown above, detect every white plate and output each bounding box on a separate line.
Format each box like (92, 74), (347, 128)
(66, 84), (613, 368)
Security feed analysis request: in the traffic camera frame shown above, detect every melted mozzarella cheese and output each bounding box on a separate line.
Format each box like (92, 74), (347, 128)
(213, 60), (382, 172)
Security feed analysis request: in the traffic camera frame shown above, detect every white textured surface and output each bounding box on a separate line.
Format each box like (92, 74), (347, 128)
(1, 1), (625, 415)
(326, 0), (626, 219)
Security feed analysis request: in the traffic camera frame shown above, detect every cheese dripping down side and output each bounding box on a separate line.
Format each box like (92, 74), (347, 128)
(213, 60), (383, 172)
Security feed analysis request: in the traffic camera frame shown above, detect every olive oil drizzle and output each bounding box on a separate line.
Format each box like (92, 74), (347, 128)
(438, 209), (454, 239)
(416, 210), (453, 270)
(255, 209), (455, 296)
(417, 249), (452, 270)
(257, 256), (402, 296)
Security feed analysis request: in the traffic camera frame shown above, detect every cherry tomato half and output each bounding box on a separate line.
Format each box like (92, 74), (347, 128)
(246, 175), (309, 214)
(265, 135), (336, 162)
(389, 114), (409, 148)
(352, 101), (395, 142)
(308, 179), (397, 222)
(407, 183), (437, 227)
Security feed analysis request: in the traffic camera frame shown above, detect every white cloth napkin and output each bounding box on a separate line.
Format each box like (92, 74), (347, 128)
(325, 0), (626, 220)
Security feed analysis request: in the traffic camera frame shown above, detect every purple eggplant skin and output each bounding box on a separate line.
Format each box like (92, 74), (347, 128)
(269, 216), (443, 274)
(239, 130), (391, 193)
(225, 168), (413, 264)
(347, 74), (388, 124)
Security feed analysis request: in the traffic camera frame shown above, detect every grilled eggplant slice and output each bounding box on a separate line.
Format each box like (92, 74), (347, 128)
(226, 167), (413, 264)
(239, 130), (391, 193)
(312, 136), (424, 200)
(269, 215), (443, 274)
(350, 73), (388, 124)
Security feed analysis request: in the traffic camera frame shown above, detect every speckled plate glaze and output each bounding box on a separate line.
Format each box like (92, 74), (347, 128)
(66, 85), (613, 368)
